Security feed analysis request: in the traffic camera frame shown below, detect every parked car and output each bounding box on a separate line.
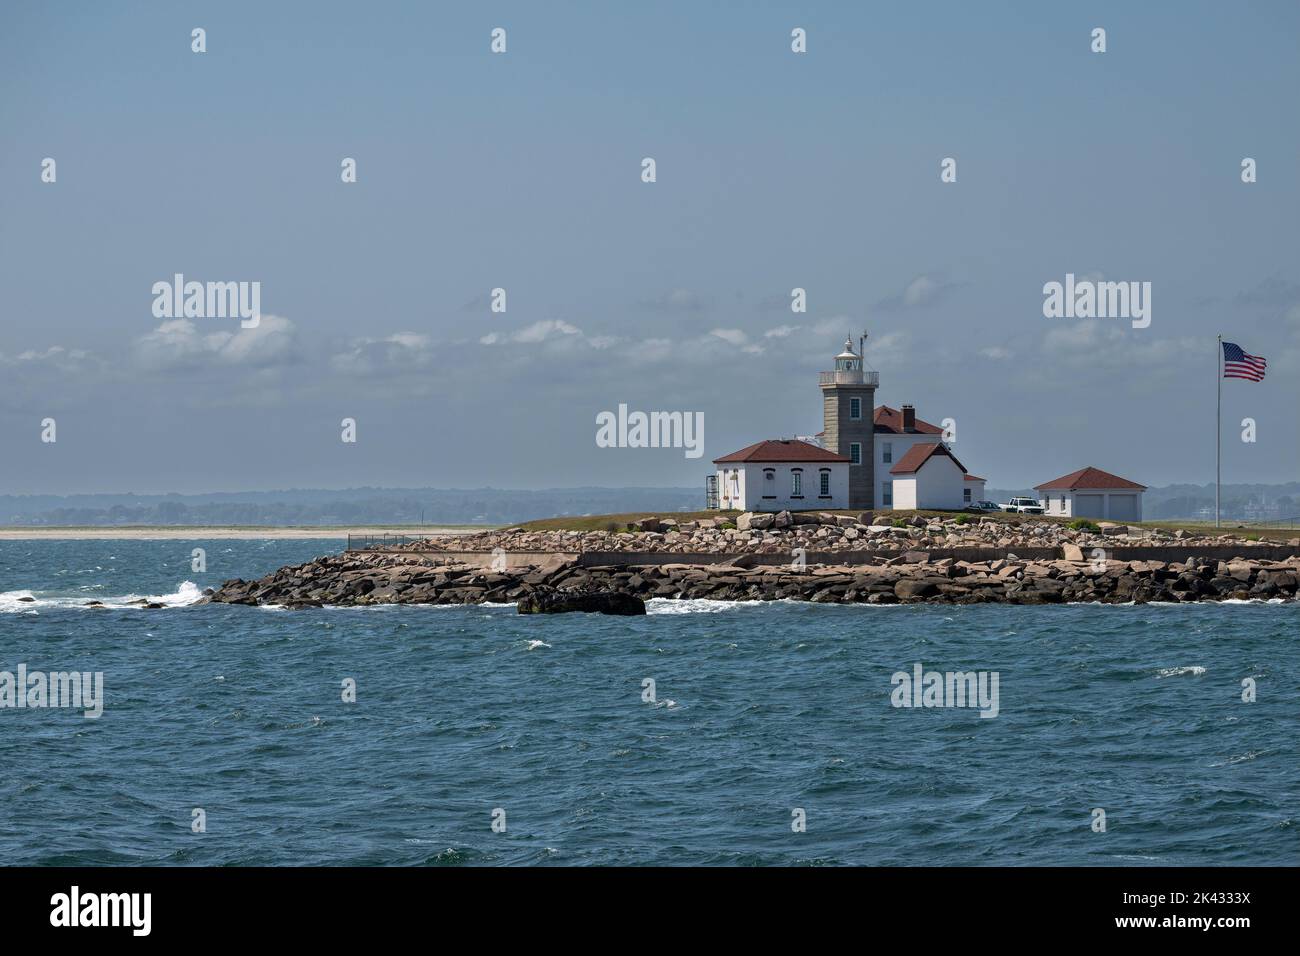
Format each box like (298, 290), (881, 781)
(1003, 497), (1044, 515)
(969, 500), (1002, 512)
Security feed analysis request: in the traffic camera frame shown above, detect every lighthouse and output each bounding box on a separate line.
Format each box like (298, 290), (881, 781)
(820, 336), (878, 509)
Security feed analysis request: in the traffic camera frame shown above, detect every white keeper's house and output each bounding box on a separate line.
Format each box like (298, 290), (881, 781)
(711, 337), (985, 512)
(1034, 467), (1146, 521)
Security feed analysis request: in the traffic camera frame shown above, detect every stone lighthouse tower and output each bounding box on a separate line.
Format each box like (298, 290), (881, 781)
(820, 336), (878, 509)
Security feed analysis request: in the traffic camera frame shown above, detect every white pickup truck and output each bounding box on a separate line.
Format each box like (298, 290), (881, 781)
(1003, 497), (1044, 515)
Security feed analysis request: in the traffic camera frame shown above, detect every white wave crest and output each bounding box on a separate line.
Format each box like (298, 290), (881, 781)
(0, 580), (204, 612)
(1155, 665), (1206, 678)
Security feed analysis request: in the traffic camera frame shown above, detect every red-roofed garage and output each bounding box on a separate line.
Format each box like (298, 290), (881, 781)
(1034, 467), (1146, 522)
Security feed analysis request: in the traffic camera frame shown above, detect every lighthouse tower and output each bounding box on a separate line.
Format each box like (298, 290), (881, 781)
(820, 336), (878, 509)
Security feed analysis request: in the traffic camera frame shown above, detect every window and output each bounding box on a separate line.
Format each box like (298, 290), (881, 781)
(819, 472), (831, 497)
(764, 469), (775, 481)
(849, 442), (861, 465)
(882, 442), (892, 464)
(849, 397), (862, 420)
(882, 481), (893, 507)
(792, 471), (802, 497)
(963, 488), (972, 503)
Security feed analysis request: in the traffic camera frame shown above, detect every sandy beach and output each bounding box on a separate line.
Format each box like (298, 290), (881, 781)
(0, 527), (480, 540)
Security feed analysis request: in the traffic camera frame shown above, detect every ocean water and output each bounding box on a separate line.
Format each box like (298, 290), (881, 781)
(1, 538), (1296, 866)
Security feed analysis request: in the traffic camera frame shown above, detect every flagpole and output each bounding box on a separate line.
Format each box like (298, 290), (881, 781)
(1216, 334), (1221, 530)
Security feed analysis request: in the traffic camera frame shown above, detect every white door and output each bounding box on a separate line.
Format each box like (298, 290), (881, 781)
(1075, 494), (1105, 518)
(1108, 495), (1138, 521)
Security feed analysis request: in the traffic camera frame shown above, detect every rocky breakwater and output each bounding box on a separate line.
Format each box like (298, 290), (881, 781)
(401, 510), (1300, 557)
(202, 515), (1300, 609)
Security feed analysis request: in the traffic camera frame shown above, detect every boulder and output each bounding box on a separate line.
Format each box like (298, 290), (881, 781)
(894, 578), (941, 599)
(1061, 543), (1084, 562)
(517, 590), (646, 615)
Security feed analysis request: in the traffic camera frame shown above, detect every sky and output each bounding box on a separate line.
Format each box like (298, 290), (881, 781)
(2, 1), (1298, 496)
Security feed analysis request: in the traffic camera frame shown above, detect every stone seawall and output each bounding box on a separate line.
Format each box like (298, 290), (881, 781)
(206, 515), (1300, 609)
(205, 547), (1300, 608)
(368, 544), (1300, 569)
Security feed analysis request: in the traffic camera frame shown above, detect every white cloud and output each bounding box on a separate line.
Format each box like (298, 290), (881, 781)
(480, 319), (582, 345)
(764, 324), (800, 338)
(902, 275), (938, 308)
(709, 328), (749, 346)
(0, 345), (94, 369)
(979, 346), (1013, 360)
(135, 315), (298, 369)
(332, 332), (434, 376)
(1041, 320), (1201, 368)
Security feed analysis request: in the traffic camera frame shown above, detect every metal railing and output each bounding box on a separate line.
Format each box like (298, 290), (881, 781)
(1240, 515), (1300, 530)
(345, 533), (431, 551)
(819, 369), (879, 386)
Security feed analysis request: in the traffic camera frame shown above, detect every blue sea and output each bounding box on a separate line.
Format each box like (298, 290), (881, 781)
(1, 538), (1296, 866)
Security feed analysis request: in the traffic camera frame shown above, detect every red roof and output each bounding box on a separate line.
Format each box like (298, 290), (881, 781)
(964, 474), (986, 482)
(1034, 466), (1146, 491)
(713, 439), (850, 464)
(889, 442), (968, 475)
(874, 405), (943, 435)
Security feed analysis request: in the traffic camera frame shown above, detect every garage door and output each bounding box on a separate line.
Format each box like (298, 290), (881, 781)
(1075, 494), (1105, 518)
(1108, 495), (1138, 521)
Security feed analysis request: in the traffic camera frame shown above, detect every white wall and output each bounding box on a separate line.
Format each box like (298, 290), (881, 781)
(1043, 492), (1072, 516)
(892, 477), (918, 510)
(1041, 489), (1143, 521)
(963, 479), (986, 506)
(717, 463), (849, 511)
(916, 454), (968, 510)
(876, 433), (933, 510)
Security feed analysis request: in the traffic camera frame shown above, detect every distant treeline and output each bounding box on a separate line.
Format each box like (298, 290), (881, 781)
(989, 483), (1300, 522)
(2, 483), (1296, 526)
(0, 487), (703, 527)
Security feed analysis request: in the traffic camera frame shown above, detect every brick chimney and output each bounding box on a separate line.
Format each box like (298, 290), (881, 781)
(902, 404), (916, 431)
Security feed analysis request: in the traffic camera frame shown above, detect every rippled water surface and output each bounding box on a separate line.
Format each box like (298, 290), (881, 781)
(1, 539), (1296, 865)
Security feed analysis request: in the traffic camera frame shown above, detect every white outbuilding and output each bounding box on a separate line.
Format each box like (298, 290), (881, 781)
(1034, 466), (1146, 521)
(713, 439), (851, 512)
(888, 441), (977, 511)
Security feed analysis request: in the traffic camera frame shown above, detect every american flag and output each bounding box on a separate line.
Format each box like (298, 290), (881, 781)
(1222, 341), (1266, 382)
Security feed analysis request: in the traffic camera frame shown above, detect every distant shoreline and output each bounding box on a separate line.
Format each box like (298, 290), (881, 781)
(0, 527), (484, 540)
